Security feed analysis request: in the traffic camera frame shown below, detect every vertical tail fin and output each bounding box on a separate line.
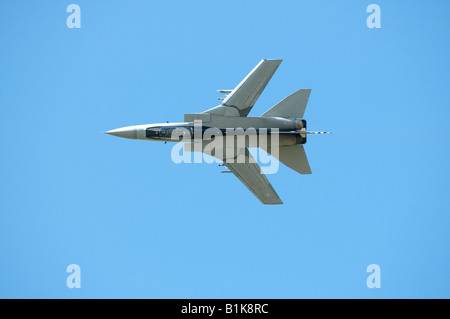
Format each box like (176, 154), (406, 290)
(260, 89), (311, 118)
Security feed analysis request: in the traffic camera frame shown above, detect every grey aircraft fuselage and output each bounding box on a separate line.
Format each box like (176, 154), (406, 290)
(106, 115), (307, 147)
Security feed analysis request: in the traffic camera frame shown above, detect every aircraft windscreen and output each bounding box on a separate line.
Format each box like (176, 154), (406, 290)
(146, 127), (160, 138)
(146, 127), (193, 140)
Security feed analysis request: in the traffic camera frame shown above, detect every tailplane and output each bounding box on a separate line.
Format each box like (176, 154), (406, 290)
(261, 89), (311, 118)
(263, 144), (312, 174)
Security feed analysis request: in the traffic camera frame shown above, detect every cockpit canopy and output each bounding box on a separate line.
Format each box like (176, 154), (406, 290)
(145, 126), (193, 140)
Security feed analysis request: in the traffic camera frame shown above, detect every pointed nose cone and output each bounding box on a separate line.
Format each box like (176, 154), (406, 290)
(105, 126), (138, 139)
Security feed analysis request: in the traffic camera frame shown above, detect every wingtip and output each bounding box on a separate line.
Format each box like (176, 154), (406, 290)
(262, 58), (283, 64)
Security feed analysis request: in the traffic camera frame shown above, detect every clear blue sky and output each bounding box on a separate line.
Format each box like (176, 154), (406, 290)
(1, 1), (449, 298)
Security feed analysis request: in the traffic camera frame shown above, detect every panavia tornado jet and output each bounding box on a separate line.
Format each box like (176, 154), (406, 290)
(106, 59), (329, 204)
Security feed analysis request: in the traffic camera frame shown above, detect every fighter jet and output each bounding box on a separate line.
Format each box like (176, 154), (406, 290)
(106, 59), (329, 204)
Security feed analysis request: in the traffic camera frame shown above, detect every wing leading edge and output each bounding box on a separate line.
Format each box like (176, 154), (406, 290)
(203, 59), (282, 117)
(184, 143), (282, 204)
(224, 148), (283, 205)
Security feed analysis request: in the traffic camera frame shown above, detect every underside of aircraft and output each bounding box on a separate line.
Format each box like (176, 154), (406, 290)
(106, 59), (329, 204)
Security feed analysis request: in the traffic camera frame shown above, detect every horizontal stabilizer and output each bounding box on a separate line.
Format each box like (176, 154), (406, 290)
(261, 89), (311, 118)
(263, 144), (311, 174)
